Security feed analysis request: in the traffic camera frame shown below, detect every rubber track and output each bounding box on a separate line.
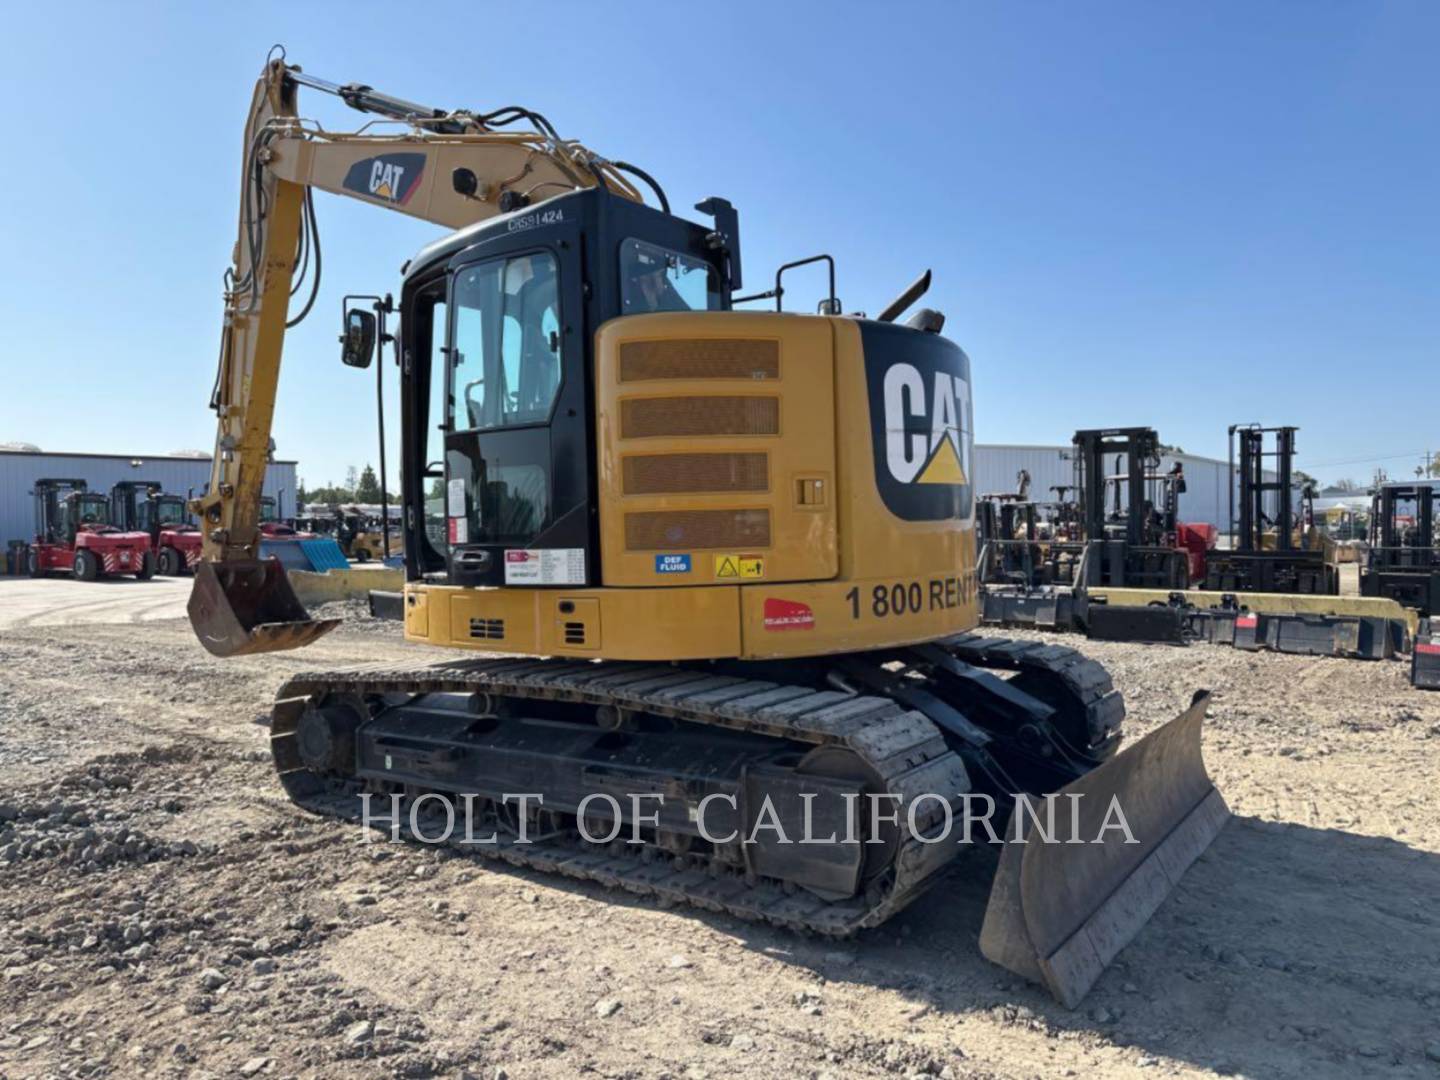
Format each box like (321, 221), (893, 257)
(942, 633), (1126, 753)
(270, 658), (969, 935)
(267, 635), (1125, 935)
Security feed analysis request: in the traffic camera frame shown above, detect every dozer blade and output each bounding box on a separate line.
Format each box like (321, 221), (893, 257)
(188, 558), (340, 658)
(980, 690), (1229, 1008)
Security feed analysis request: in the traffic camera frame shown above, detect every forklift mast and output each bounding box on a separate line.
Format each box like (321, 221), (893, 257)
(1069, 427), (1189, 589)
(33, 478), (88, 544)
(1361, 483), (1440, 616)
(1233, 425), (1298, 553)
(111, 481), (164, 533)
(1371, 484), (1435, 560)
(1205, 424), (1338, 595)
(1074, 427), (1160, 548)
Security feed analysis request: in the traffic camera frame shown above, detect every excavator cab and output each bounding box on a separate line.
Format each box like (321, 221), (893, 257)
(394, 187), (731, 593)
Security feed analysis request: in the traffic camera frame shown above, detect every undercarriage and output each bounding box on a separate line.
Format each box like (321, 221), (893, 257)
(271, 634), (1122, 935)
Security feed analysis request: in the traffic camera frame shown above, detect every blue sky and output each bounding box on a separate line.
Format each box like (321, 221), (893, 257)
(1, 2), (1435, 490)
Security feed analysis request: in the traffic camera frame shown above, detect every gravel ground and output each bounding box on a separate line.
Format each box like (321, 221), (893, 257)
(1, 612), (1438, 1080)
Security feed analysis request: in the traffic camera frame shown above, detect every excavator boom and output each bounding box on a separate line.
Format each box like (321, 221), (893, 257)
(190, 55), (645, 656)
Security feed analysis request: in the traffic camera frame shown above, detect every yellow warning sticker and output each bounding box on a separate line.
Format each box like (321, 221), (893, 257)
(715, 554), (764, 579)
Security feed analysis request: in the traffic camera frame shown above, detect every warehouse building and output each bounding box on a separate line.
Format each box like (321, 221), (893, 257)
(0, 445), (298, 549)
(973, 443), (1275, 533)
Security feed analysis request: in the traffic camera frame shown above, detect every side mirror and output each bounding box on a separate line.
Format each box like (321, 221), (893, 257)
(341, 308), (376, 369)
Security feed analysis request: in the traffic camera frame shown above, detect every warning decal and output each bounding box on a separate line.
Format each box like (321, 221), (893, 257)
(714, 554), (765, 579)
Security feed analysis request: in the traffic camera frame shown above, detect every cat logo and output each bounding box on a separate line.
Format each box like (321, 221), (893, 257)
(341, 152), (426, 207)
(883, 363), (972, 486)
(861, 323), (974, 522)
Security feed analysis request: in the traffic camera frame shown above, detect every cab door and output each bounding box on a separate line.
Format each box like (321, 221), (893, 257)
(443, 217), (591, 588)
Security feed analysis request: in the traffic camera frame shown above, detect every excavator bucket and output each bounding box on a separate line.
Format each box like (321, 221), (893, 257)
(188, 558), (340, 658)
(980, 691), (1229, 1008)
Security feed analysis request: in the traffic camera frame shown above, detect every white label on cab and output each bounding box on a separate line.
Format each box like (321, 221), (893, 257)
(503, 548), (586, 585)
(447, 478), (466, 518)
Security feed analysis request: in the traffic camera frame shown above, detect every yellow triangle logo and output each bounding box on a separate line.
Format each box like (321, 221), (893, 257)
(374, 181), (393, 199)
(715, 556), (740, 578)
(915, 436), (967, 485)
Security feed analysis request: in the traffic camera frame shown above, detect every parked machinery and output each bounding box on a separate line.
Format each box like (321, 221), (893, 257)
(111, 480), (203, 575)
(182, 54), (1229, 1007)
(1071, 427), (1192, 589)
(1047, 484), (1084, 543)
(27, 479), (154, 580)
(1204, 425), (1337, 595)
(975, 470), (1045, 585)
(293, 511), (338, 537)
(1362, 483), (1439, 617)
(335, 505), (402, 562)
(257, 495), (315, 540)
(978, 429), (1201, 593)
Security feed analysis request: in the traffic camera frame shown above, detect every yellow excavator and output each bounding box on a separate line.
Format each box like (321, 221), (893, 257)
(189, 50), (1228, 1007)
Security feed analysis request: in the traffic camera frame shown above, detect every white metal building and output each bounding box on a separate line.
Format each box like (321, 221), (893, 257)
(974, 443), (1275, 533)
(0, 446), (298, 547)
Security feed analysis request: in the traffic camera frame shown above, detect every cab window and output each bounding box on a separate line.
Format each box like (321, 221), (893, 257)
(620, 238), (720, 314)
(450, 252), (562, 431)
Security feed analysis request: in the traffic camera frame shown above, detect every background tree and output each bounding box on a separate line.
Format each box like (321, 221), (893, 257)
(305, 480), (355, 505)
(355, 464), (383, 503)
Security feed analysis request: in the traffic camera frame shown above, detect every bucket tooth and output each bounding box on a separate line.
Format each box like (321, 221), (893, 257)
(188, 558), (339, 658)
(980, 690), (1229, 1007)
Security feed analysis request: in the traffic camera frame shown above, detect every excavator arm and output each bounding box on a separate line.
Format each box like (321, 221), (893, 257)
(189, 54), (649, 657)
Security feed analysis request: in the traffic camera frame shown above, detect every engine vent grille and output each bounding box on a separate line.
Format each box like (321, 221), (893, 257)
(624, 509), (771, 551)
(620, 396), (780, 439)
(563, 621), (587, 645)
(469, 618), (505, 641)
(619, 339), (780, 382)
(622, 452), (769, 495)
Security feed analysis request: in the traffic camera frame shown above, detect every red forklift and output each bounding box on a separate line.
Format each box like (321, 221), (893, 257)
(27, 479), (154, 580)
(110, 481), (203, 576)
